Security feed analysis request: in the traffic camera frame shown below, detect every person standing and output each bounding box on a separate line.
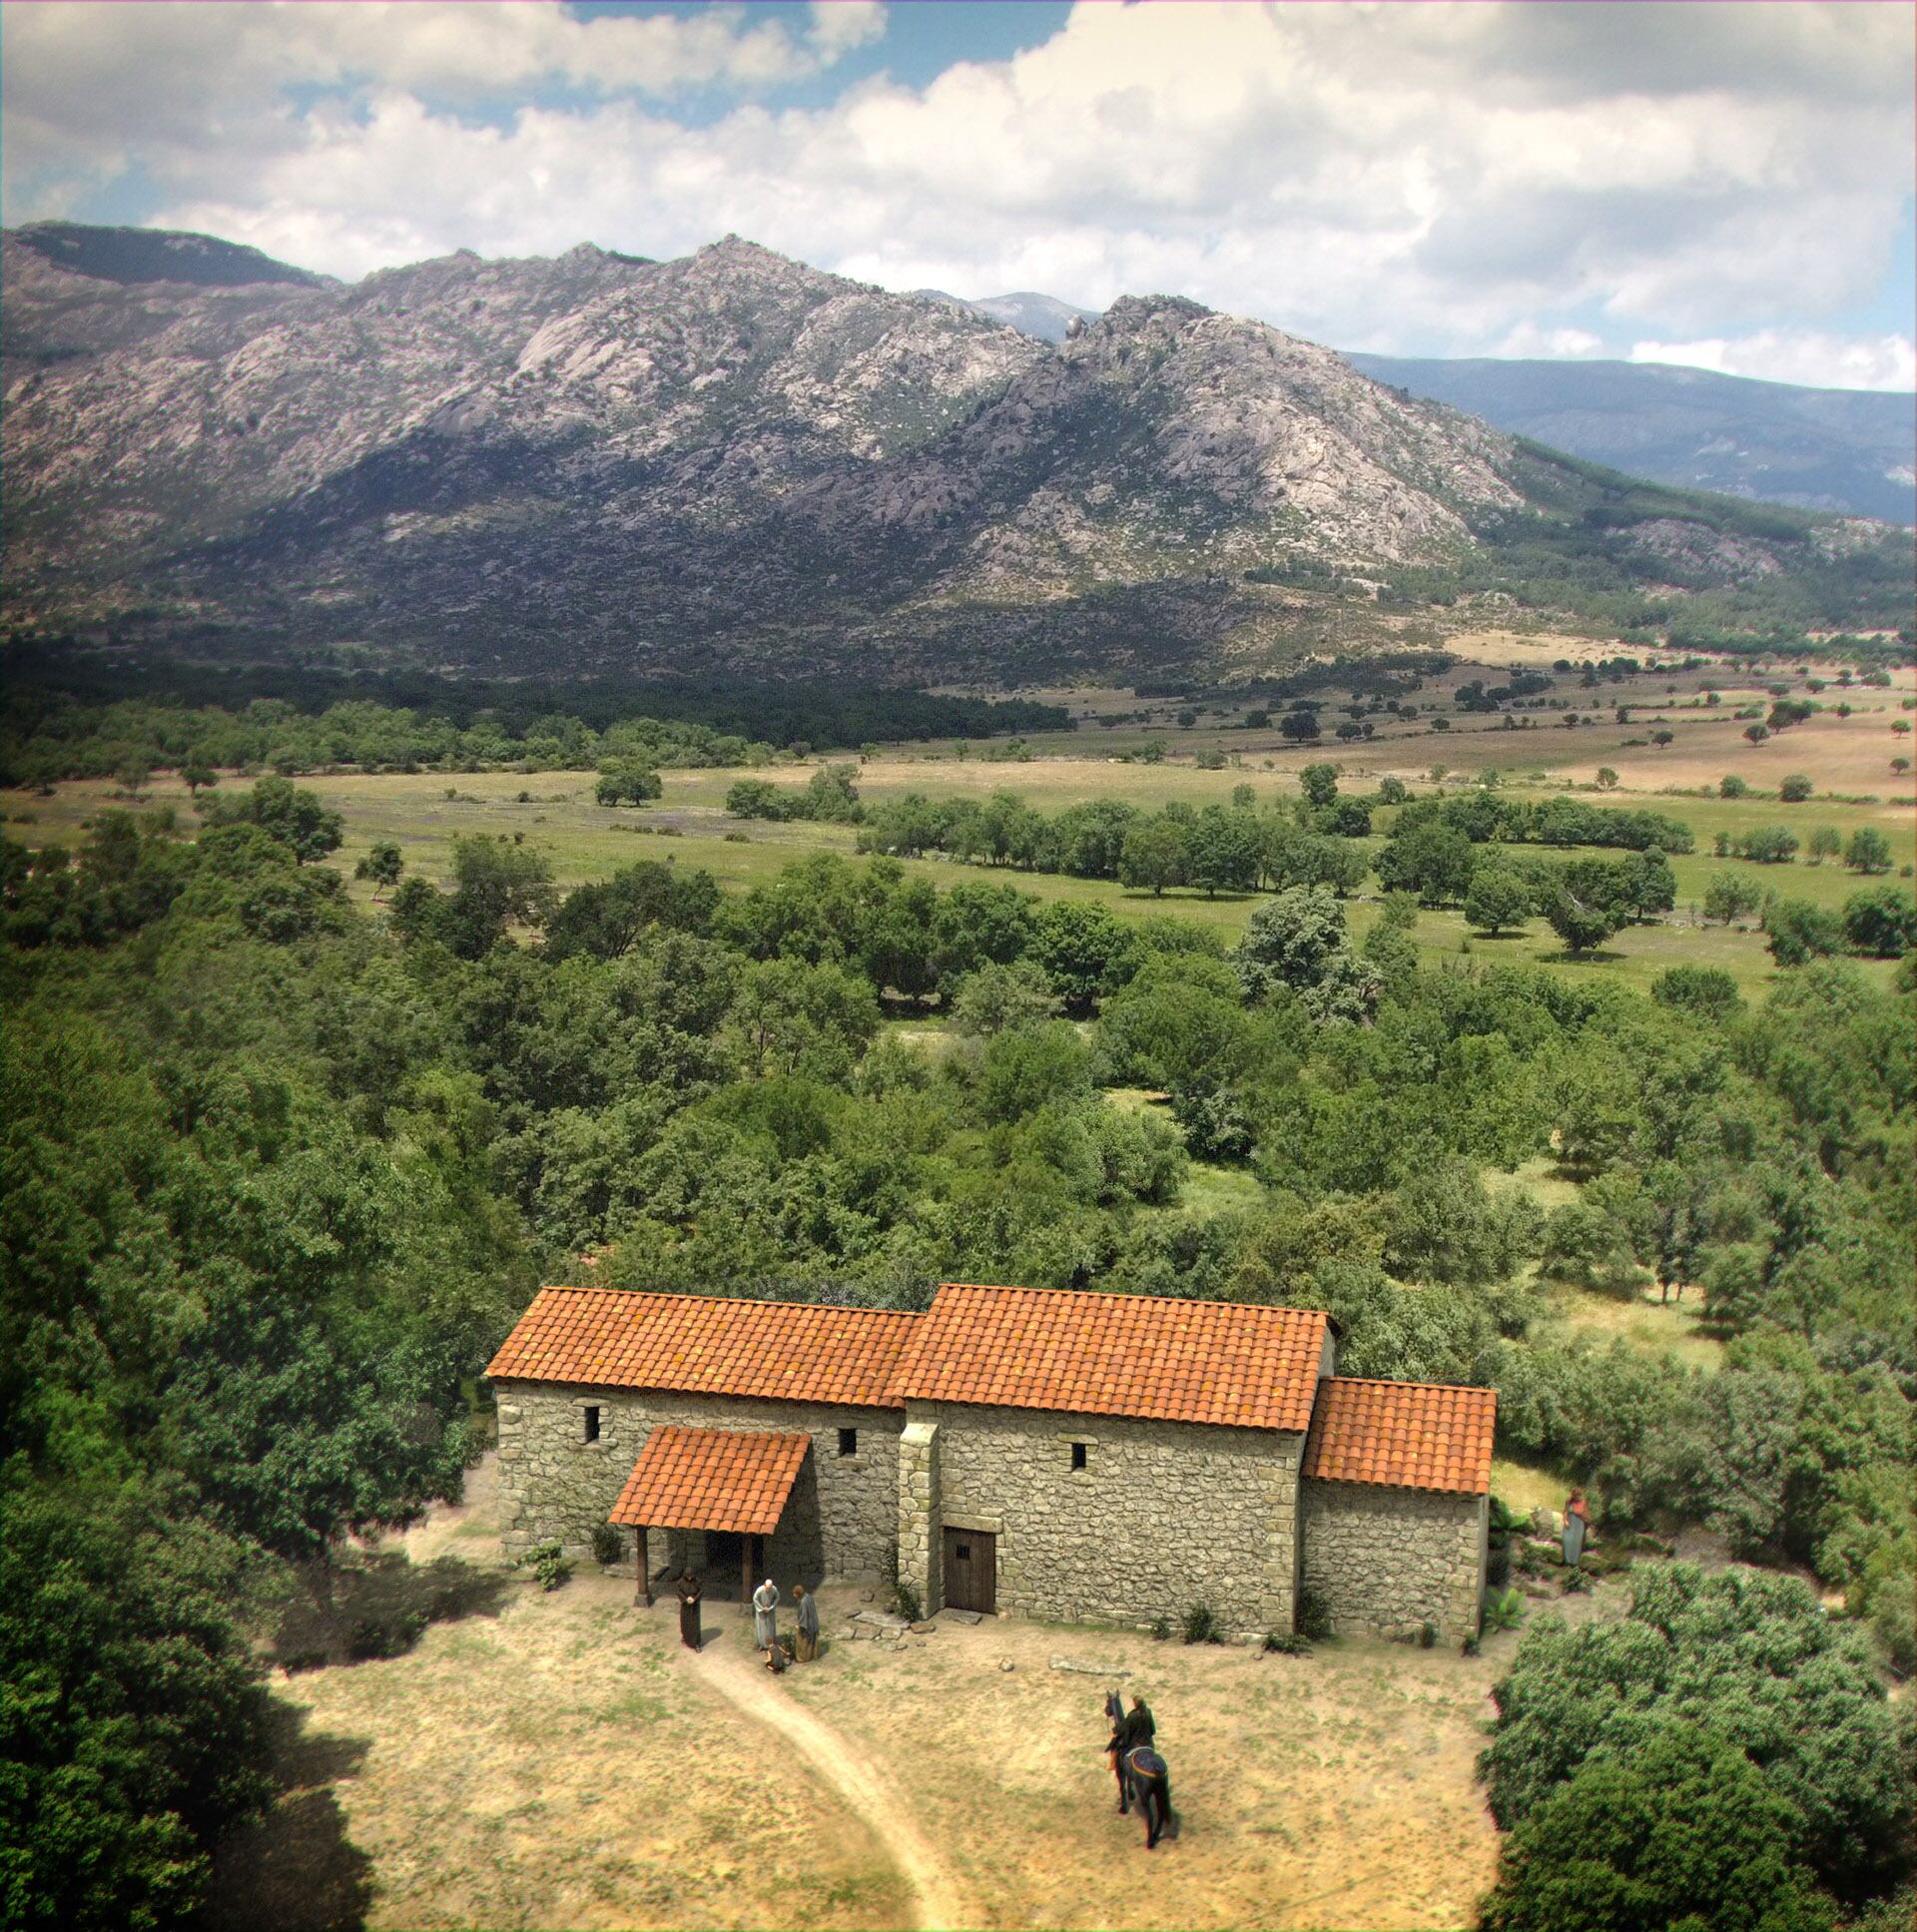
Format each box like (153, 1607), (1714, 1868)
(793, 1584), (820, 1662)
(1563, 1487), (1590, 1570)
(752, 1575), (780, 1667)
(676, 1569), (702, 1650)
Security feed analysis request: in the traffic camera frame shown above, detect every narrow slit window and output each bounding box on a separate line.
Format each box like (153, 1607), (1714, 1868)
(582, 1405), (600, 1444)
(1070, 1441), (1087, 1472)
(838, 1427), (858, 1458)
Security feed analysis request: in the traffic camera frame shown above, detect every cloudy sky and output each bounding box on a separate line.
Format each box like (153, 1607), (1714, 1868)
(4, 0), (1912, 389)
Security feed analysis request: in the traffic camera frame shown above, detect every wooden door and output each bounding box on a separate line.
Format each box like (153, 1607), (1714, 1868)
(942, 1528), (996, 1613)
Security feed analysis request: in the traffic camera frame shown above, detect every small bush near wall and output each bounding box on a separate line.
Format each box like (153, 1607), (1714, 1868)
(591, 1523), (623, 1568)
(1296, 1588), (1333, 1639)
(1182, 1603), (1219, 1644)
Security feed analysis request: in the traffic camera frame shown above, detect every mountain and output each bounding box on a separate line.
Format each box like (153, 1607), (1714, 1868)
(919, 290), (1100, 343)
(936, 284), (1913, 527)
(4, 226), (1909, 684)
(1348, 354), (1916, 527)
(2, 222), (336, 392)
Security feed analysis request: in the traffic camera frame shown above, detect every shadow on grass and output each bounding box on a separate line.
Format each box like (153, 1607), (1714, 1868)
(1539, 946), (1627, 965)
(205, 1702), (374, 1932)
(270, 1549), (515, 1672)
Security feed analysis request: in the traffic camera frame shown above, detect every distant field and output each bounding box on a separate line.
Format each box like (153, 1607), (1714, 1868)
(11, 756), (1907, 998)
(7, 644), (1908, 1004)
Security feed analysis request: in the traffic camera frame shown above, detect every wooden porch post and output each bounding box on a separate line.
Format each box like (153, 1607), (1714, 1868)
(635, 1525), (651, 1607)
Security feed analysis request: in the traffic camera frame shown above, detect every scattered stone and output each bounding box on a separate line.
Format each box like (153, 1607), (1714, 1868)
(859, 1590), (876, 1603)
(999, 1658), (1016, 1672)
(909, 1620), (937, 1634)
(852, 1610), (910, 1632)
(939, 1608), (984, 1626)
(1049, 1656), (1131, 1677)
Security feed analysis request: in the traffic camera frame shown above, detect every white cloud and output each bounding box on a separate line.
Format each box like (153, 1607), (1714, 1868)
(1628, 331), (1917, 392)
(3, 0), (1911, 382)
(1493, 322), (1605, 360)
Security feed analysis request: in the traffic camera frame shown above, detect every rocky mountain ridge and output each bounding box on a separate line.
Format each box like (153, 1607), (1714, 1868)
(4, 225), (1906, 683)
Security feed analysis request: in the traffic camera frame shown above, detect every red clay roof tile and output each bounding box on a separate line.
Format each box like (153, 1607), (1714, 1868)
(897, 1283), (1329, 1433)
(485, 1287), (916, 1409)
(1303, 1377), (1498, 1496)
(608, 1427), (811, 1535)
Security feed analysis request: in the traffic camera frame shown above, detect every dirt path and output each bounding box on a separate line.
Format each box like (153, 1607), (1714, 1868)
(678, 1629), (972, 1932)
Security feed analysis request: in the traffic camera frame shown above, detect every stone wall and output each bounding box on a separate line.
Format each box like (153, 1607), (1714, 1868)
(1300, 1480), (1488, 1645)
(908, 1400), (1303, 1636)
(494, 1381), (904, 1583)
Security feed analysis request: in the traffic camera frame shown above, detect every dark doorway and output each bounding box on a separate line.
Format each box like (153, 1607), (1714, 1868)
(942, 1528), (996, 1614)
(705, 1530), (744, 1597)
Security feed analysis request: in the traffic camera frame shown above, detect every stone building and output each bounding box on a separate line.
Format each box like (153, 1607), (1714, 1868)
(488, 1280), (1497, 1643)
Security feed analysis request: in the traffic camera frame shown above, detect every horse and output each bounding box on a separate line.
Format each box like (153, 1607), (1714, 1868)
(1102, 1691), (1174, 1848)
(1124, 1744), (1173, 1850)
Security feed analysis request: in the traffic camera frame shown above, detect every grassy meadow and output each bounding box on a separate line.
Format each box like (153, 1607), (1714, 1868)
(6, 644), (1910, 1005)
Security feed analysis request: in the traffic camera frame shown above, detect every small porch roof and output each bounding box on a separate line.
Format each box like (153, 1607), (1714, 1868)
(608, 1426), (811, 1536)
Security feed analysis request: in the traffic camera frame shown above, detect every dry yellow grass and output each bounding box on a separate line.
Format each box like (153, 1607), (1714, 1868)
(207, 1454), (1624, 1932)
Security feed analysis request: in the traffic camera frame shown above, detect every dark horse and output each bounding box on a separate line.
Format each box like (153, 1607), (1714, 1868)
(1102, 1691), (1174, 1849)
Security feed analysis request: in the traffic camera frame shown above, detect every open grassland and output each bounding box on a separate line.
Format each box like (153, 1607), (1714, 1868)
(12, 756), (1907, 1000)
(8, 649), (1907, 1006)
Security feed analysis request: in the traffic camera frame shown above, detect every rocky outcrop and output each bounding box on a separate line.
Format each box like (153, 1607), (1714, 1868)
(7, 224), (1890, 681)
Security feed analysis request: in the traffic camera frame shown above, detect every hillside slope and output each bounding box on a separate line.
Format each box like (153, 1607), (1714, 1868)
(4, 227), (1909, 682)
(1350, 353), (1916, 527)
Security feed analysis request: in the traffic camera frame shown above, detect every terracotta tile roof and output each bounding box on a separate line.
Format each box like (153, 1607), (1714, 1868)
(896, 1283), (1330, 1433)
(485, 1287), (917, 1409)
(608, 1427), (811, 1535)
(1303, 1377), (1498, 1496)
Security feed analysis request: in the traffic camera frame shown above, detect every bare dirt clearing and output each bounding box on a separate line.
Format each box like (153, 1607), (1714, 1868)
(208, 1456), (1627, 1931)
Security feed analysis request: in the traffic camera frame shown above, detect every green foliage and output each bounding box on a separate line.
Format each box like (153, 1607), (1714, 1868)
(1650, 965), (1742, 1018)
(594, 761), (662, 806)
(1480, 1726), (1836, 1932)
(591, 1523), (624, 1568)
(0, 1481), (274, 1932)
(1844, 828), (1892, 875)
(511, 1543), (573, 1592)
(1295, 1588), (1333, 1640)
(1465, 864), (1534, 936)
(1764, 899), (1844, 967)
(1481, 1565), (1912, 1900)
(1842, 887), (1916, 959)
(1482, 1587), (1529, 1633)
(0, 665), (1067, 789)
(1181, 1602), (1220, 1644)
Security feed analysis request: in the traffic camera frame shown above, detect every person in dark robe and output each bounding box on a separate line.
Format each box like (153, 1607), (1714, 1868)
(676, 1569), (702, 1650)
(1123, 1693), (1155, 1747)
(793, 1584), (820, 1661)
(1563, 1488), (1590, 1570)
(1105, 1690), (1156, 1812)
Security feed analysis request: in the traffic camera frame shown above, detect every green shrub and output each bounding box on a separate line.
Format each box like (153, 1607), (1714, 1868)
(894, 1579), (922, 1624)
(1419, 1620), (1440, 1648)
(591, 1523), (623, 1568)
(1264, 1629), (1312, 1655)
(1479, 1727), (1837, 1932)
(1150, 1615), (1171, 1641)
(512, 1542), (572, 1592)
(1296, 1588), (1333, 1640)
(1483, 1587), (1529, 1633)
(1182, 1602), (1219, 1644)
